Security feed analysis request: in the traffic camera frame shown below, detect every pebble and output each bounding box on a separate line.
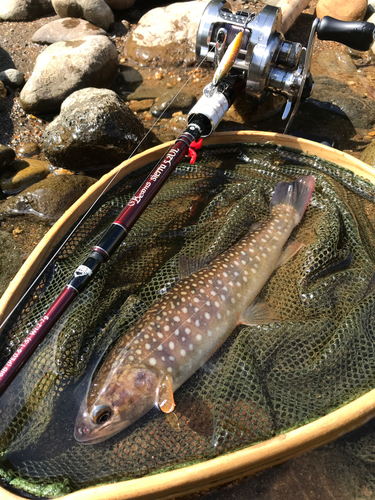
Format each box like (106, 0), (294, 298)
(15, 142), (41, 157)
(316, 0), (368, 21)
(128, 99), (154, 113)
(0, 69), (25, 89)
(41, 87), (145, 170)
(32, 17), (108, 45)
(52, 0), (115, 31)
(19, 36), (118, 114)
(0, 0), (54, 21)
(0, 158), (51, 194)
(0, 144), (16, 171)
(124, 1), (208, 65)
(361, 140), (375, 166)
(0, 174), (97, 220)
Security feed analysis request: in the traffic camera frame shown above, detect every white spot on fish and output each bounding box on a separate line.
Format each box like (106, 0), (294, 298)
(169, 341), (175, 350)
(157, 332), (163, 339)
(167, 367), (173, 373)
(205, 312), (210, 320)
(149, 358), (157, 366)
(180, 349), (186, 357)
(173, 316), (180, 322)
(169, 356), (175, 361)
(195, 319), (200, 327)
(189, 344), (194, 350)
(185, 327), (191, 334)
(196, 334), (202, 341)
(164, 325), (170, 332)
(157, 345), (163, 351)
(145, 343), (151, 350)
(182, 307), (188, 314)
(136, 349), (142, 355)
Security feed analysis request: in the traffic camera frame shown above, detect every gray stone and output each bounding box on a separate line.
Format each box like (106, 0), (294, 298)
(19, 36), (118, 115)
(0, 144), (15, 171)
(118, 66), (143, 84)
(104, 0), (135, 9)
(310, 76), (375, 130)
(124, 1), (208, 65)
(0, 174), (97, 220)
(52, 0), (114, 31)
(0, 0), (54, 21)
(0, 69), (25, 88)
(41, 87), (145, 170)
(150, 89), (196, 116)
(32, 17), (107, 45)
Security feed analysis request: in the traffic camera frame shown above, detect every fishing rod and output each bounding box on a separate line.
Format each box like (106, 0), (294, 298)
(0, 0), (374, 396)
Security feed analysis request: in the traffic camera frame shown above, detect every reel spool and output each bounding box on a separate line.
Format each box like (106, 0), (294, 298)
(192, 0), (375, 134)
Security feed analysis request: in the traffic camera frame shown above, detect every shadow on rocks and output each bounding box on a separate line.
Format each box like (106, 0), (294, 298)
(0, 46), (15, 72)
(0, 95), (14, 147)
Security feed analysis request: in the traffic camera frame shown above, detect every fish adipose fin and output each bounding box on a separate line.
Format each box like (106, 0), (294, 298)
(241, 299), (280, 326)
(271, 175), (315, 221)
(158, 375), (175, 414)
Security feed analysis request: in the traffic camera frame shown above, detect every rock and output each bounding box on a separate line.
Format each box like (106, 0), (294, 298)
(0, 174), (97, 220)
(32, 18), (108, 45)
(310, 75), (375, 130)
(128, 99), (154, 113)
(41, 88), (145, 170)
(0, 0), (54, 21)
(361, 140), (375, 167)
(0, 230), (21, 297)
(51, 0), (114, 31)
(117, 66), (143, 84)
(104, 0), (135, 8)
(15, 142), (41, 157)
(150, 89), (196, 116)
(316, 0), (367, 21)
(19, 36), (118, 115)
(0, 144), (16, 171)
(124, 1), (208, 66)
(0, 69), (25, 89)
(0, 81), (7, 99)
(0, 158), (51, 194)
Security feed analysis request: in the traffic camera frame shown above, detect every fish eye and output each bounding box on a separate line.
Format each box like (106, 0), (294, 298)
(92, 405), (112, 425)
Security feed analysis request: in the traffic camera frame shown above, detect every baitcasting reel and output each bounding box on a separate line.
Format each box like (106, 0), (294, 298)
(189, 0), (375, 135)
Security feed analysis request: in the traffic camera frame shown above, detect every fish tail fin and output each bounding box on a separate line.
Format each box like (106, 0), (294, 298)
(270, 175), (315, 221)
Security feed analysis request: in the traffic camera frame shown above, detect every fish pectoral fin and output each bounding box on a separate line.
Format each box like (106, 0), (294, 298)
(158, 375), (176, 414)
(276, 241), (303, 269)
(241, 299), (279, 326)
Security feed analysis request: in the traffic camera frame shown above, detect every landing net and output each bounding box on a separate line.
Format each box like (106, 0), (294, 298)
(1, 142), (375, 498)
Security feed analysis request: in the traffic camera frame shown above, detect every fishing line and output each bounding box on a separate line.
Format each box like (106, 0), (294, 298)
(0, 48), (214, 334)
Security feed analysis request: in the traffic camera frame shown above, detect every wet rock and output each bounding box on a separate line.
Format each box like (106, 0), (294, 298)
(15, 142), (41, 157)
(104, 0), (135, 8)
(124, 1), (208, 66)
(19, 36), (118, 115)
(150, 89), (196, 116)
(41, 87), (145, 170)
(315, 50), (357, 76)
(0, 144), (16, 171)
(0, 230), (21, 297)
(127, 85), (162, 101)
(361, 140), (375, 167)
(0, 158), (51, 194)
(128, 99), (153, 113)
(0, 69), (25, 89)
(32, 17), (107, 45)
(316, 0), (367, 21)
(310, 76), (375, 130)
(0, 0), (54, 22)
(0, 81), (6, 99)
(117, 66), (143, 84)
(52, 0), (114, 31)
(0, 174), (97, 220)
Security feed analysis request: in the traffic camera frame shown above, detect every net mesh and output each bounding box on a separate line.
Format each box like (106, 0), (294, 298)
(1, 142), (375, 498)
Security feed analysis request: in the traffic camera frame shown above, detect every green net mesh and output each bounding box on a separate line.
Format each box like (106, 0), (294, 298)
(1, 142), (375, 498)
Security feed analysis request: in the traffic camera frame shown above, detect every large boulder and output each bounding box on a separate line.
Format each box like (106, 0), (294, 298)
(41, 88), (145, 170)
(52, 0), (114, 31)
(19, 36), (118, 115)
(0, 0), (54, 21)
(124, 0), (209, 66)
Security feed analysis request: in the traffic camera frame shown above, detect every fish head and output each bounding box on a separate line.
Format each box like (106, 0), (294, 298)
(74, 364), (160, 444)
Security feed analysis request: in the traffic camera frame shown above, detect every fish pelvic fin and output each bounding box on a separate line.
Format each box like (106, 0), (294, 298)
(276, 240), (303, 268)
(270, 175), (315, 222)
(241, 299), (280, 326)
(158, 374), (176, 414)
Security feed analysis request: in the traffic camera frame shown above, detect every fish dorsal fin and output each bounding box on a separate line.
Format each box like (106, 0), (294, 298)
(158, 374), (175, 414)
(241, 299), (280, 326)
(276, 241), (303, 269)
(179, 254), (211, 279)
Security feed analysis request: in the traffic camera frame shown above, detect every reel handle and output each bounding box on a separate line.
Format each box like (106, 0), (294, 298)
(317, 16), (375, 51)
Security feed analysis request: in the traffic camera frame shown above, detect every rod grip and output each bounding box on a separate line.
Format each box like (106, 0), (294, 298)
(317, 16), (375, 51)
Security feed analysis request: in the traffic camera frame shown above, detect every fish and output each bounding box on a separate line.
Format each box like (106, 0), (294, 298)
(74, 175), (315, 444)
(212, 30), (243, 87)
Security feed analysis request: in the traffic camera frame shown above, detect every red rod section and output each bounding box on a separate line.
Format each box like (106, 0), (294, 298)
(0, 286), (77, 397)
